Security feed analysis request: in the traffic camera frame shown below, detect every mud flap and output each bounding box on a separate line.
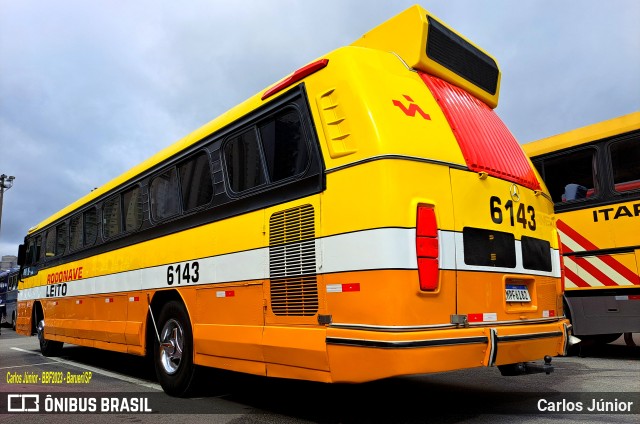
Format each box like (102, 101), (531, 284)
(562, 321), (581, 356)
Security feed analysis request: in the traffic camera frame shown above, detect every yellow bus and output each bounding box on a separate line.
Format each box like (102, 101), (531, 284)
(16, 4), (571, 396)
(523, 112), (640, 346)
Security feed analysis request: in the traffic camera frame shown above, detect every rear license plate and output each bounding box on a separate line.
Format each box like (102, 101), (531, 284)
(505, 284), (531, 302)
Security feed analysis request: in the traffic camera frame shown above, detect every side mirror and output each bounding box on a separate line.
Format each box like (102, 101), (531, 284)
(17, 244), (26, 266)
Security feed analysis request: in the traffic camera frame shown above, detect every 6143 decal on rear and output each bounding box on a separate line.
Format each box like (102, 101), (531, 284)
(490, 196), (536, 231)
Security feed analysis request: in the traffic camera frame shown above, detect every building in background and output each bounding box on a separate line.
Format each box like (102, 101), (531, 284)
(1, 255), (17, 271)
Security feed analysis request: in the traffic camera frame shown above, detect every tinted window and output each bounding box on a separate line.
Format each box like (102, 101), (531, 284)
(521, 236), (552, 272)
(610, 138), (640, 193)
(36, 236), (42, 262)
(39, 234), (47, 261)
(25, 237), (34, 265)
(259, 110), (309, 182)
(25, 236), (42, 266)
(533, 148), (597, 204)
(224, 129), (266, 192)
(45, 229), (56, 258)
(84, 208), (98, 246)
(103, 196), (122, 238)
(178, 152), (213, 211)
(69, 214), (83, 251)
(463, 227), (516, 268)
(123, 187), (143, 231)
(150, 169), (180, 221)
(55, 223), (67, 256)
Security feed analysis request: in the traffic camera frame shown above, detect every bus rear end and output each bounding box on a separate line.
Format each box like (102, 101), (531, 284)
(305, 5), (571, 381)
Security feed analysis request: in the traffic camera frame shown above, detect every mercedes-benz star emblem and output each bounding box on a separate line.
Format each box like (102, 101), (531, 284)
(510, 184), (521, 202)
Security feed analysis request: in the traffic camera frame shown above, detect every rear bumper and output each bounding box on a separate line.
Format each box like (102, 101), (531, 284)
(325, 318), (571, 382)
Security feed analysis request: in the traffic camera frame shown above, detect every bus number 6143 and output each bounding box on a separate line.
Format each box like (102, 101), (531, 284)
(166, 261), (200, 285)
(490, 196), (536, 230)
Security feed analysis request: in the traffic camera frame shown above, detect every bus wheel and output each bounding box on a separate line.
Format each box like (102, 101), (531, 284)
(37, 319), (63, 356)
(581, 333), (623, 345)
(11, 311), (16, 331)
(153, 301), (196, 397)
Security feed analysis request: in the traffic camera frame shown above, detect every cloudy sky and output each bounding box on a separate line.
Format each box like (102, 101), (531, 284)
(0, 0), (639, 258)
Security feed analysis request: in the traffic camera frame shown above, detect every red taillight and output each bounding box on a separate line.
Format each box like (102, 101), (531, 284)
(261, 58), (329, 100)
(416, 204), (439, 291)
(556, 229), (565, 293)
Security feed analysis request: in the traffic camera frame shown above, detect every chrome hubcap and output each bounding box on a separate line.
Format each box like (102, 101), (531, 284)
(37, 319), (45, 343)
(159, 319), (184, 375)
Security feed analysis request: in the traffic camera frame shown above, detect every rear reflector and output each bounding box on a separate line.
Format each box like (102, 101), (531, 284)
(416, 204), (439, 291)
(327, 283), (361, 293)
(468, 312), (498, 322)
(616, 295), (640, 300)
(262, 59), (329, 100)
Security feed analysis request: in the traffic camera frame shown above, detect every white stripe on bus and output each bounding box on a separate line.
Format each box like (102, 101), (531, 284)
(19, 227), (560, 301)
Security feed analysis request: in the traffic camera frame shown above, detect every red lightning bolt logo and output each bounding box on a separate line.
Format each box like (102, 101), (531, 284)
(392, 95), (431, 120)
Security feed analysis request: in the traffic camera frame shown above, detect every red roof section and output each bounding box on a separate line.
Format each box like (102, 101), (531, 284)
(420, 73), (540, 191)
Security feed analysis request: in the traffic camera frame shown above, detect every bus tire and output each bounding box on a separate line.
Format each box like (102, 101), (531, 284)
(581, 333), (622, 345)
(37, 319), (63, 356)
(11, 311), (16, 331)
(153, 300), (196, 397)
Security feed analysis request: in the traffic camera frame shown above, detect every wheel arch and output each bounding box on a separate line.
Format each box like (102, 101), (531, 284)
(32, 301), (44, 335)
(145, 289), (191, 357)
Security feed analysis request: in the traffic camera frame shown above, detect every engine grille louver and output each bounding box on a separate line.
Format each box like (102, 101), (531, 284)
(269, 204), (318, 316)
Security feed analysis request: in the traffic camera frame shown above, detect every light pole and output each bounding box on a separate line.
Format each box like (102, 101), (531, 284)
(0, 174), (16, 239)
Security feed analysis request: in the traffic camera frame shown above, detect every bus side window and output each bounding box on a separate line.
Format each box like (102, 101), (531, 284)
(103, 196), (122, 238)
(69, 214), (83, 251)
(35, 236), (42, 262)
(178, 152), (214, 211)
(150, 169), (180, 221)
(84, 208), (98, 246)
(45, 229), (56, 258)
(25, 236), (41, 266)
(123, 186), (143, 232)
(55, 223), (67, 256)
(536, 148), (597, 204)
(610, 137), (640, 193)
(259, 110), (309, 182)
(224, 129), (267, 193)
